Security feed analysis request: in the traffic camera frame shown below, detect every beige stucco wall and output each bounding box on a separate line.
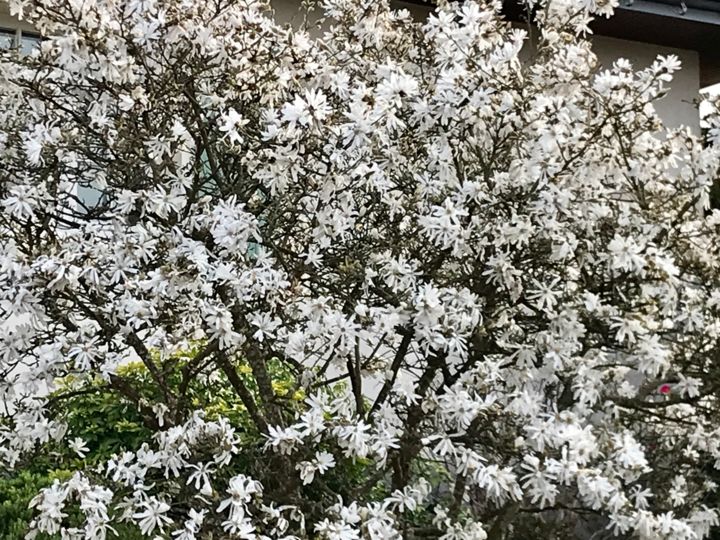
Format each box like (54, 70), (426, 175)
(270, 0), (701, 132)
(0, 2), (37, 32)
(592, 34), (700, 131)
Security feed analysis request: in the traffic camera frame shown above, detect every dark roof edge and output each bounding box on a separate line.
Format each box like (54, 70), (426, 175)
(495, 0), (720, 53)
(400, 0), (720, 53)
(589, 5), (720, 53)
(397, 0), (720, 85)
(617, 0), (720, 26)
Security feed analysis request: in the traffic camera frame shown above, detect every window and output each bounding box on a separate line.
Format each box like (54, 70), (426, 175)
(0, 27), (41, 54)
(0, 28), (15, 49)
(20, 32), (41, 54)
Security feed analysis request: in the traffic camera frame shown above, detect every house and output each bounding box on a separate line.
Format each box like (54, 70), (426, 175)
(2, 0), (718, 130)
(0, 4), (39, 53)
(275, 0), (720, 131)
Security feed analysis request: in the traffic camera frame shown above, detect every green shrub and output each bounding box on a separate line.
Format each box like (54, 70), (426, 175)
(0, 348), (306, 539)
(0, 470), (51, 540)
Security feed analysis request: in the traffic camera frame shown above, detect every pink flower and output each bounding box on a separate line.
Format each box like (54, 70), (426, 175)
(658, 384), (672, 395)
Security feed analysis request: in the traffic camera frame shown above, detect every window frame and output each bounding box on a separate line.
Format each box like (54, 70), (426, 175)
(0, 26), (42, 53)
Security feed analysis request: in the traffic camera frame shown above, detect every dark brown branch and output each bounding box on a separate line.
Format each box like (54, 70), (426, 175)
(108, 374), (160, 430)
(368, 328), (413, 418)
(216, 351), (269, 434)
(175, 340), (220, 423)
(348, 336), (364, 416)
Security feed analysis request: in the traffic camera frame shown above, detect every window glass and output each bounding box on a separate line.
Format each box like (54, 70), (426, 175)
(20, 33), (41, 54)
(77, 185), (105, 210)
(0, 29), (41, 54)
(0, 28), (16, 49)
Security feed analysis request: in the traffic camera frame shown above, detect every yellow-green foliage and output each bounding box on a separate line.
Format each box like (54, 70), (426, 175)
(0, 345), (303, 539)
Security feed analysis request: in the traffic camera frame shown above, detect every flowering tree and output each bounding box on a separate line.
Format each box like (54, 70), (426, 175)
(2, 0), (720, 537)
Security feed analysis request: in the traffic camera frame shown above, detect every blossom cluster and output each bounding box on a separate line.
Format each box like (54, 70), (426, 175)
(1, 0), (720, 537)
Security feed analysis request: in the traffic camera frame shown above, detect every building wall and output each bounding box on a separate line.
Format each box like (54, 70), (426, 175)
(593, 34), (700, 131)
(1, 1), (702, 129)
(0, 2), (38, 33)
(270, 0), (701, 131)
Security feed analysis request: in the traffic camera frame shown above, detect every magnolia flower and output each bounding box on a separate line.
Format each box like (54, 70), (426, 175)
(187, 462), (214, 496)
(132, 498), (172, 535)
(222, 515), (256, 538)
(68, 437), (89, 459)
(314, 451), (336, 474)
(217, 475), (262, 519)
(172, 509), (207, 540)
(219, 108), (248, 145)
(264, 425), (304, 455)
(282, 89), (331, 127)
(297, 450), (336, 485)
(296, 461), (317, 485)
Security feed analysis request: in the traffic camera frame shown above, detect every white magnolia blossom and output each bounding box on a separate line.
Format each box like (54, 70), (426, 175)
(1, 0), (720, 537)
